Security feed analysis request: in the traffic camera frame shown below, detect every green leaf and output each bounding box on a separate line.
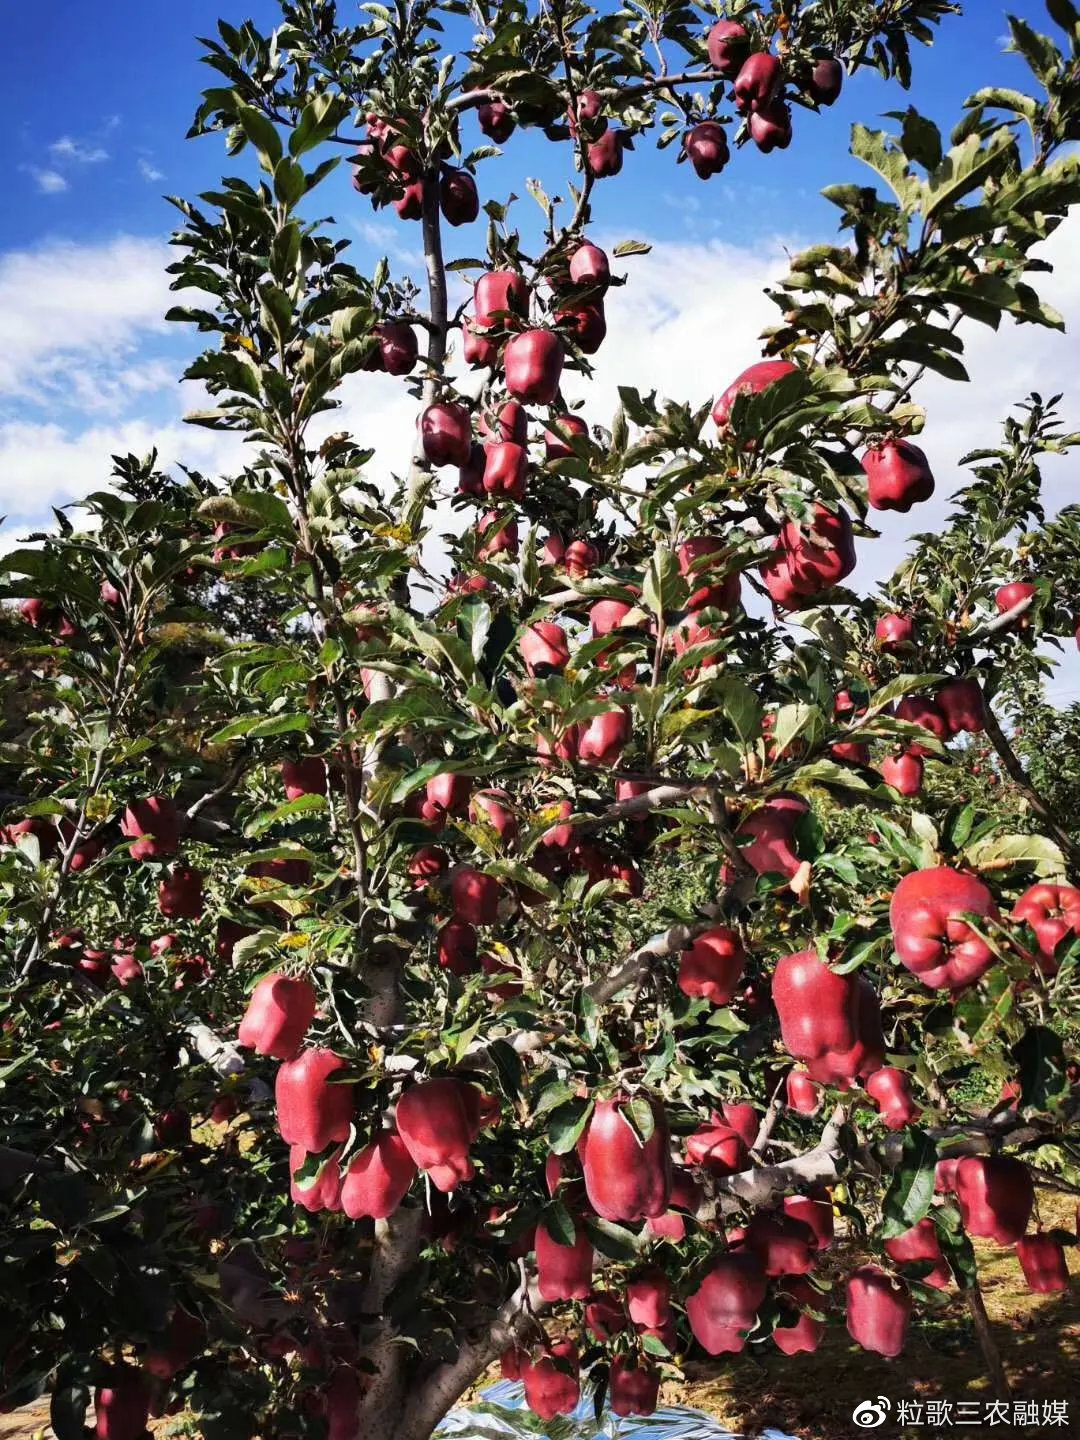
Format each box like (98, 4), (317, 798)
(540, 1199), (577, 1247)
(866, 673), (945, 715)
(713, 675), (762, 746)
(642, 545), (684, 618)
(895, 107), (943, 171)
(547, 1098), (593, 1155)
(234, 101), (283, 170)
(850, 124), (916, 204)
(273, 156), (306, 208)
(1012, 1026), (1068, 1112)
(881, 1127), (937, 1238)
(621, 1096), (655, 1146)
(1006, 15), (1062, 83)
(584, 1216), (641, 1261)
(923, 129), (1015, 221)
(964, 831), (1065, 875)
(244, 792), (327, 838)
(771, 702), (817, 760)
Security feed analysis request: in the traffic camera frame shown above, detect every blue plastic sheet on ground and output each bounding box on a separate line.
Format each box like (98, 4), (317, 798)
(437, 1379), (797, 1440)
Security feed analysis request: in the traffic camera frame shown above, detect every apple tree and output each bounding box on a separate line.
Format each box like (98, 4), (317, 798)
(3, 2), (1080, 1438)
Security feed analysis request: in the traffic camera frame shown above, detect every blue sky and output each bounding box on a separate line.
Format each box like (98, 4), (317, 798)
(0, 0), (1077, 699)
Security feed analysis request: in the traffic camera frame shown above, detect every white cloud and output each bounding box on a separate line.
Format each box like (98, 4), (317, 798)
(138, 157), (164, 182)
(23, 167), (69, 195)
(49, 137), (109, 164)
(0, 236), (175, 403)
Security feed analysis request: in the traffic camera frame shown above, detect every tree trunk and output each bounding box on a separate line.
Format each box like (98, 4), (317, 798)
(963, 1280), (1010, 1401)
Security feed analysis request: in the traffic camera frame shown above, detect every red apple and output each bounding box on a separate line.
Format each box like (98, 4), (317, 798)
(544, 414), (589, 460)
(440, 168), (479, 225)
(556, 301), (606, 354)
(520, 620), (570, 674)
(995, 581), (1037, 626)
(478, 99), (515, 143)
(420, 402), (471, 467)
(734, 52), (784, 114)
(889, 866), (999, 990)
(880, 751), (923, 796)
(684, 122), (729, 178)
(482, 441), (527, 499)
(750, 101), (792, 153)
(503, 330), (564, 404)
(568, 242), (610, 290)
(808, 55), (843, 106)
(894, 694), (948, 756)
(706, 20), (750, 77)
(476, 512), (518, 559)
(712, 359), (798, 431)
(587, 129), (624, 178)
(862, 438), (935, 512)
(936, 679), (986, 735)
(875, 612), (915, 651)
(865, 1066), (921, 1130)
(375, 320), (418, 375)
(474, 270), (529, 328)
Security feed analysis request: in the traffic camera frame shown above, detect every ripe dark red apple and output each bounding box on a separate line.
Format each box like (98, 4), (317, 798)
(556, 300), (606, 354)
(686, 1251), (767, 1354)
(936, 678), (986, 734)
(884, 1217), (951, 1289)
(953, 1155), (1034, 1245)
(420, 402), (471, 467)
(158, 865), (204, 921)
(783, 1190), (833, 1250)
(562, 540), (600, 578)
(100, 580), (122, 606)
(706, 19), (750, 77)
(996, 581), (1037, 625)
(894, 694), (948, 755)
(520, 620), (570, 674)
(609, 1354), (660, 1418)
(761, 505), (856, 608)
(712, 359), (798, 431)
(1016, 1232), (1069, 1293)
(520, 1341), (580, 1422)
(875, 612), (915, 651)
(477, 512), (518, 559)
(457, 442), (485, 494)
(808, 54), (843, 106)
(395, 1077), (492, 1191)
(423, 772), (471, 822)
(862, 438), (935, 512)
(685, 1116), (749, 1176)
(544, 413), (588, 460)
(408, 845), (447, 886)
(881, 751), (924, 796)
(744, 1210), (816, 1276)
(569, 242), (610, 290)
(865, 1066), (921, 1130)
(889, 866), (999, 990)
(846, 1266), (911, 1357)
(577, 1095), (671, 1221)
(734, 52), (784, 114)
(238, 973), (317, 1060)
(750, 101), (792, 153)
(678, 926), (746, 1005)
(678, 536), (740, 612)
(503, 329), (564, 403)
(474, 270), (528, 328)
(773, 949), (885, 1087)
(375, 320), (418, 375)
(122, 796), (180, 861)
(535, 1216), (594, 1300)
(1011, 882), (1080, 975)
(482, 440), (527, 499)
(478, 99), (515, 143)
(463, 319), (498, 368)
(94, 1365), (151, 1440)
(275, 1048), (354, 1153)
(578, 706), (631, 765)
(281, 756), (327, 800)
(587, 129), (624, 178)
(772, 1276), (825, 1355)
(451, 866), (501, 925)
(684, 121), (729, 178)
(394, 180), (423, 220)
(436, 918), (478, 976)
(736, 792), (808, 879)
(440, 168), (479, 225)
